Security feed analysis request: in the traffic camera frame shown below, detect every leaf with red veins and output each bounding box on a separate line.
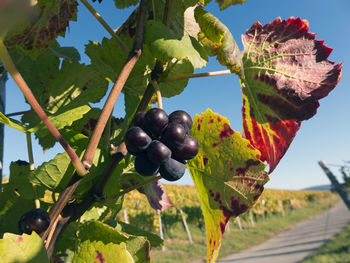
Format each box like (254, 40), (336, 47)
(188, 109), (269, 263)
(4, 0), (78, 53)
(240, 17), (342, 173)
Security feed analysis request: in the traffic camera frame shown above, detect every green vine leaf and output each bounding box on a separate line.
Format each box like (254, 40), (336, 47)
(49, 46), (81, 61)
(159, 59), (194, 98)
(28, 152), (73, 191)
(76, 221), (150, 263)
(188, 109), (269, 263)
(4, 0), (78, 55)
(27, 105), (91, 150)
(116, 222), (164, 248)
(85, 37), (154, 96)
(0, 232), (49, 263)
(194, 6), (243, 76)
(6, 161), (34, 200)
(12, 47), (109, 150)
(144, 20), (208, 69)
(240, 17), (342, 173)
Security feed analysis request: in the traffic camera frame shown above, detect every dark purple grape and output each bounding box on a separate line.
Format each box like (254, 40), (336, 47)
(135, 153), (160, 176)
(143, 108), (168, 136)
(168, 110), (192, 133)
(161, 122), (186, 146)
(132, 111), (146, 127)
(147, 140), (171, 164)
(18, 208), (50, 235)
(159, 158), (186, 181)
(171, 135), (199, 161)
(125, 126), (152, 155)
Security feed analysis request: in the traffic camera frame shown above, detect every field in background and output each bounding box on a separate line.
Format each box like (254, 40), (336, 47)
(118, 185), (338, 263)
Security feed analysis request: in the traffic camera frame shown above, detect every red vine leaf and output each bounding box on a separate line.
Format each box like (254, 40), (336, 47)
(240, 17), (342, 173)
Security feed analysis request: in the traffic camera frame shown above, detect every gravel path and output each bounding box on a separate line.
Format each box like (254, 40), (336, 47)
(217, 201), (350, 263)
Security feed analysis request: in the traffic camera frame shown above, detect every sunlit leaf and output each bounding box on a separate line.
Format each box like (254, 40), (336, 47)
(240, 17), (342, 173)
(28, 152), (73, 191)
(0, 232), (49, 263)
(73, 240), (133, 263)
(144, 20), (207, 69)
(188, 109), (269, 263)
(77, 221), (150, 263)
(194, 6), (243, 75)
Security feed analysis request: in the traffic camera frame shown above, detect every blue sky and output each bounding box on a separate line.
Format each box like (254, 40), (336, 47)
(2, 0), (350, 190)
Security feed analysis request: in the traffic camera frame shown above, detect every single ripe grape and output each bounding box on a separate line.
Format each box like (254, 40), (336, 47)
(143, 108), (168, 136)
(171, 135), (199, 161)
(159, 158), (186, 181)
(125, 126), (152, 155)
(132, 111), (146, 127)
(161, 122), (186, 146)
(147, 140), (171, 164)
(18, 208), (50, 235)
(135, 152), (160, 176)
(168, 110), (192, 133)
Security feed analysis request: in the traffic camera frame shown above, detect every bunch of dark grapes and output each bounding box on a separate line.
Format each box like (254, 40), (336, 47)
(125, 109), (199, 181)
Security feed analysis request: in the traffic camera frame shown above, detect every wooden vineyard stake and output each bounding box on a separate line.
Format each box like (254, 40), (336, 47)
(319, 160), (350, 211)
(179, 209), (193, 243)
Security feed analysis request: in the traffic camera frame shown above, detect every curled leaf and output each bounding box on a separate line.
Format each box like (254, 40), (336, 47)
(240, 17), (342, 173)
(194, 6), (243, 76)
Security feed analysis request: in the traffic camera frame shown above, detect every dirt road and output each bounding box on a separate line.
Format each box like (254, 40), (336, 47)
(217, 201), (350, 263)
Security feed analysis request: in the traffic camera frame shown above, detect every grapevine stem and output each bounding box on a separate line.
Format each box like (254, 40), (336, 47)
(152, 80), (163, 109)
(0, 40), (87, 177)
(80, 0), (129, 54)
(82, 0), (148, 168)
(166, 69), (232, 82)
(26, 132), (40, 208)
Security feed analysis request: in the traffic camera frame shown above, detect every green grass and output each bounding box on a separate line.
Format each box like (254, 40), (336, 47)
(301, 223), (350, 263)
(150, 196), (338, 263)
